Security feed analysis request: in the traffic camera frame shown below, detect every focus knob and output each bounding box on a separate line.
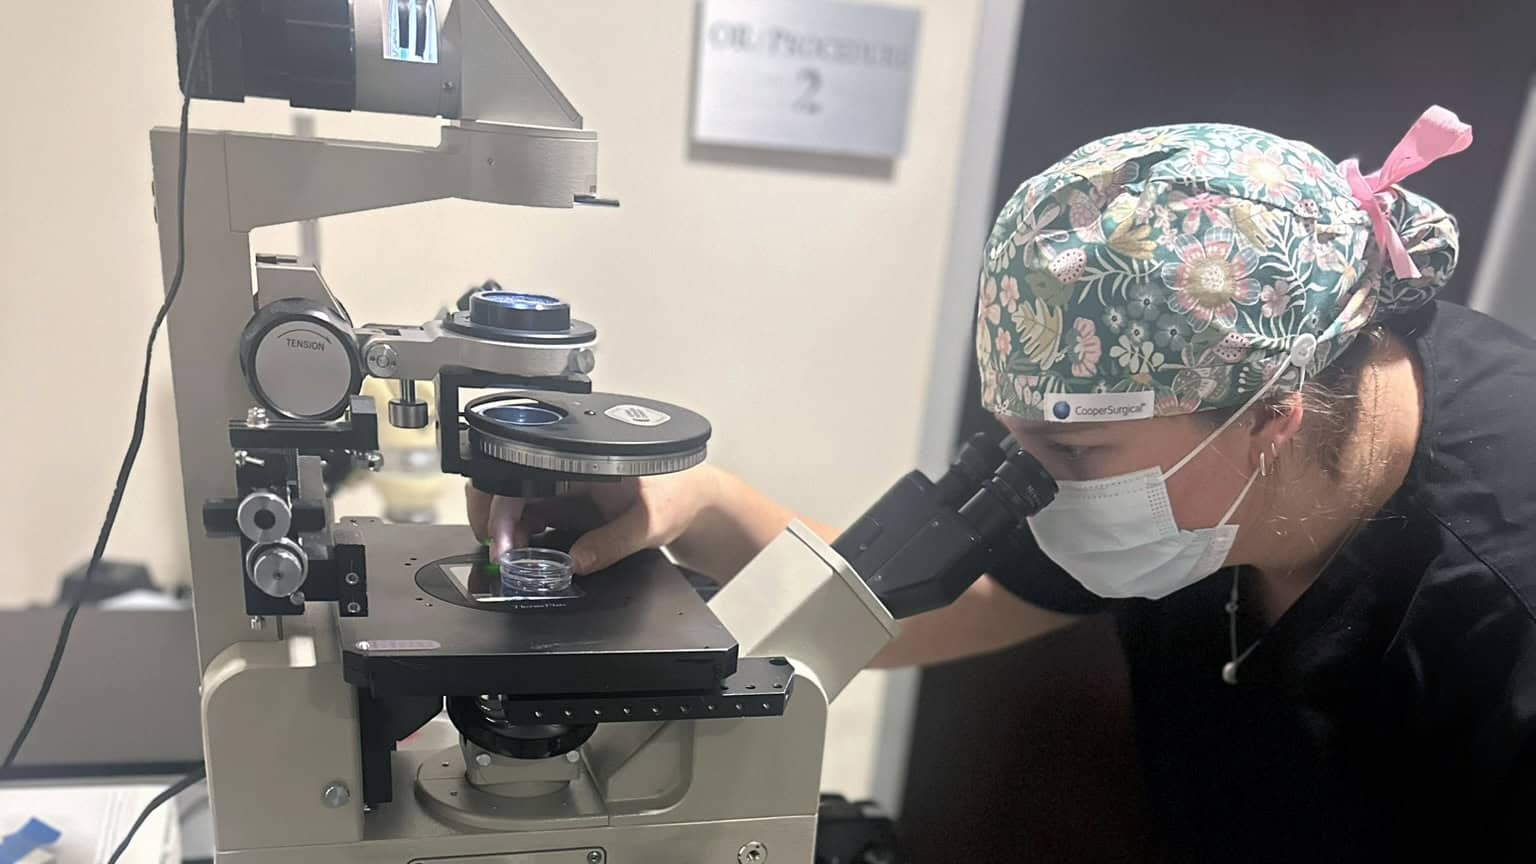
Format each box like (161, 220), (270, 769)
(246, 538), (308, 599)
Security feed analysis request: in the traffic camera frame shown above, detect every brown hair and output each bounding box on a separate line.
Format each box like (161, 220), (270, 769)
(1205, 326), (1384, 478)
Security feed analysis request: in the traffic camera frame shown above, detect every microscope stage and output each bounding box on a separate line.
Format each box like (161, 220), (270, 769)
(339, 521), (739, 699)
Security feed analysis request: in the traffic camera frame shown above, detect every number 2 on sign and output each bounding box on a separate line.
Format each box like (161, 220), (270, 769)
(794, 67), (823, 114)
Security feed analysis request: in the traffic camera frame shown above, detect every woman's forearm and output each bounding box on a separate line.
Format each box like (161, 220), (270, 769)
(668, 467), (1077, 669)
(872, 576), (1080, 668)
(665, 466), (836, 582)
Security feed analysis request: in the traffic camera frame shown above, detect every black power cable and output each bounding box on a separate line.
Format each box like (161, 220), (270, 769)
(106, 766), (208, 864)
(3, 0), (233, 772)
(6, 0), (231, 854)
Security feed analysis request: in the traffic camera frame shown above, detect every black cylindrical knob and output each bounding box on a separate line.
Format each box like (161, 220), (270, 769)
(389, 399), (429, 429)
(388, 379), (429, 429)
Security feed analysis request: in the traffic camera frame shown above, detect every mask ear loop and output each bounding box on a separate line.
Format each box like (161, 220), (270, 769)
(1217, 462), (1261, 526)
(1163, 333), (1321, 481)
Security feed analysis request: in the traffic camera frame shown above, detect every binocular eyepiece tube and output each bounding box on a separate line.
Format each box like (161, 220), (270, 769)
(834, 433), (1058, 619)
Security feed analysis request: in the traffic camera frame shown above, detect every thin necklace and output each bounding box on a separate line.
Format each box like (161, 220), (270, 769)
(1221, 532), (1355, 685)
(1224, 353), (1389, 684)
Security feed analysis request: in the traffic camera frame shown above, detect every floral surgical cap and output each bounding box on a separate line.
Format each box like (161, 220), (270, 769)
(977, 107), (1471, 421)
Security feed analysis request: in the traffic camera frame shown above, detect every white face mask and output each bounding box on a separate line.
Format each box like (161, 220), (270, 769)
(1027, 461), (1257, 600)
(1026, 335), (1318, 600)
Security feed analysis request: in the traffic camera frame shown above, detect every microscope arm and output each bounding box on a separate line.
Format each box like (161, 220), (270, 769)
(200, 122), (598, 234)
(355, 319), (594, 382)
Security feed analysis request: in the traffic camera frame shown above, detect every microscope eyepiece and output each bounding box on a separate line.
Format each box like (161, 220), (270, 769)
(841, 434), (1059, 619)
(956, 447), (1057, 545)
(933, 432), (1008, 507)
(990, 447), (1058, 519)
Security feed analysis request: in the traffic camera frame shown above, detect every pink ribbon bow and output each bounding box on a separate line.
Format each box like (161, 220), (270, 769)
(1341, 105), (1473, 280)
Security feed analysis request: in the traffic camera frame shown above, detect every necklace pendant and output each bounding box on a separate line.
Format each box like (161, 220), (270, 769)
(1221, 661), (1240, 685)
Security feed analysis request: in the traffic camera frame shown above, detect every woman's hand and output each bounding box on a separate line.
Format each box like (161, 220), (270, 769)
(466, 465), (723, 575)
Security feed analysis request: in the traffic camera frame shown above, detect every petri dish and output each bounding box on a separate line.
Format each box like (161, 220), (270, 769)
(499, 547), (576, 595)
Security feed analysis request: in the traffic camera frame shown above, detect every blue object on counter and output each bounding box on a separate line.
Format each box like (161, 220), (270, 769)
(0, 818), (60, 863)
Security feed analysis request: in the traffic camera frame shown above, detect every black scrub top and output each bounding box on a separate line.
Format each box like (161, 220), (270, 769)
(991, 301), (1536, 862)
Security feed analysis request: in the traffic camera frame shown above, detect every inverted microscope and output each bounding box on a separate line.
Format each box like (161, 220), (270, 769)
(154, 2), (1057, 861)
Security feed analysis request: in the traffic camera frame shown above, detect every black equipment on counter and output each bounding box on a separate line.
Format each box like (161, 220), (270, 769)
(815, 794), (904, 864)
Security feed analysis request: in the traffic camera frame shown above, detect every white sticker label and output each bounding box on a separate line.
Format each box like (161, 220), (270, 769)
(1044, 391), (1155, 423)
(383, 0), (439, 64)
(605, 404), (672, 427)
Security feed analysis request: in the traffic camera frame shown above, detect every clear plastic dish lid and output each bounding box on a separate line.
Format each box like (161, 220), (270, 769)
(498, 547), (581, 600)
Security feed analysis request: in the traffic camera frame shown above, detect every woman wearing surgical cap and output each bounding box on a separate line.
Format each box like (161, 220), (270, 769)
(470, 108), (1536, 859)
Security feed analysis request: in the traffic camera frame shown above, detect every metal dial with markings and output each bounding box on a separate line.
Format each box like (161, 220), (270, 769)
(464, 391), (711, 478)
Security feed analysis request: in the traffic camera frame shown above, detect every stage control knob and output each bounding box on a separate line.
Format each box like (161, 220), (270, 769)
(236, 491), (292, 543)
(246, 538), (308, 599)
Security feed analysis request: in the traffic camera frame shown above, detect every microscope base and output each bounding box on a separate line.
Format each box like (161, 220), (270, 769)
(211, 741), (813, 863)
(211, 816), (814, 864)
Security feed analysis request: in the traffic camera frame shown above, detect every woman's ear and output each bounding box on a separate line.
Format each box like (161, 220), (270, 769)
(1250, 393), (1304, 473)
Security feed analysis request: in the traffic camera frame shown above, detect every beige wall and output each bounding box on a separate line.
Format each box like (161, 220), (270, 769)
(0, 1), (986, 800)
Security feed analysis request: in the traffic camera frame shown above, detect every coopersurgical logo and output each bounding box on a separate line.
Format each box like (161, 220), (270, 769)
(1071, 403), (1148, 418)
(1049, 392), (1155, 423)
